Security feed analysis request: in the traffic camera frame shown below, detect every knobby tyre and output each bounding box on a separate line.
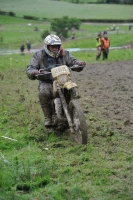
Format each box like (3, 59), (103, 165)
(69, 100), (88, 144)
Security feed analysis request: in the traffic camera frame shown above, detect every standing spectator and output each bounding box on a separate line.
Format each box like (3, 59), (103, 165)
(103, 30), (108, 35)
(34, 27), (38, 31)
(113, 24), (115, 31)
(71, 33), (75, 40)
(95, 32), (102, 60)
(101, 33), (110, 60)
(0, 35), (3, 44)
(20, 44), (25, 55)
(26, 41), (31, 53)
(129, 24), (132, 31)
(116, 27), (120, 34)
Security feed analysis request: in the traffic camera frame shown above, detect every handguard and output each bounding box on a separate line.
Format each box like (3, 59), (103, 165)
(36, 70), (51, 81)
(71, 65), (85, 72)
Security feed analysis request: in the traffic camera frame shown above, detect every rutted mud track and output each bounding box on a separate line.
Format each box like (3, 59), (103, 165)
(75, 60), (133, 137)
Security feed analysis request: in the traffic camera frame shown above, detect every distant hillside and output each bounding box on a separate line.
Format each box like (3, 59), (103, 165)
(0, 0), (133, 20)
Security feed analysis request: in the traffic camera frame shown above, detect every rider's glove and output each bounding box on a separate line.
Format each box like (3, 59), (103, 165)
(71, 62), (86, 72)
(31, 70), (39, 79)
(60, 48), (65, 56)
(74, 61), (86, 72)
(33, 70), (39, 75)
(78, 61), (86, 66)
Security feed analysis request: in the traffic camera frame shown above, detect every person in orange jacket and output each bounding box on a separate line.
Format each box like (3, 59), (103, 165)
(101, 32), (110, 60)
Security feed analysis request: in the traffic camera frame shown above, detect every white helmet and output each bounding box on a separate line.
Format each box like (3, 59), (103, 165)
(44, 34), (62, 58)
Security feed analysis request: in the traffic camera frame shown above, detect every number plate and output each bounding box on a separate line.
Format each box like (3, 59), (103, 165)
(51, 65), (70, 78)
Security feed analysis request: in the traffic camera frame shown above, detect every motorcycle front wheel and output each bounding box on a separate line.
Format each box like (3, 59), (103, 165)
(69, 100), (88, 144)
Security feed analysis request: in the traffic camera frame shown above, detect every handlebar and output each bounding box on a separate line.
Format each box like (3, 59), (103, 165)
(36, 65), (86, 80)
(38, 65), (85, 74)
(39, 69), (51, 74)
(70, 65), (85, 70)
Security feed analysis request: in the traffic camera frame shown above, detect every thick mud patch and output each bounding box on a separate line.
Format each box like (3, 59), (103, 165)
(75, 60), (133, 137)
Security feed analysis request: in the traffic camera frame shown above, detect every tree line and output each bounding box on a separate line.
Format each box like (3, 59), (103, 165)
(56, 0), (133, 4)
(41, 16), (81, 39)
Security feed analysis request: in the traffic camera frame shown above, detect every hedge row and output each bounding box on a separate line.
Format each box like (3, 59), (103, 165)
(23, 15), (39, 20)
(0, 10), (15, 16)
(80, 19), (133, 23)
(0, 10), (133, 23)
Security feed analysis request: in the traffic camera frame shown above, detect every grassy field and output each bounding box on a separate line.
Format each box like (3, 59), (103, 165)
(0, 16), (133, 51)
(0, 0), (133, 20)
(1, 52), (133, 200)
(0, 4), (133, 200)
(0, 16), (50, 49)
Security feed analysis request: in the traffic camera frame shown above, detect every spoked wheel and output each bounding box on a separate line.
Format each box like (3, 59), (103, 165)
(69, 100), (88, 144)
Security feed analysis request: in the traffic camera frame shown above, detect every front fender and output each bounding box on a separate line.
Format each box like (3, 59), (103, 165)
(63, 81), (77, 90)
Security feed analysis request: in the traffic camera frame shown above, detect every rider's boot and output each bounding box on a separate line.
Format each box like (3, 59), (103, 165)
(42, 107), (52, 127)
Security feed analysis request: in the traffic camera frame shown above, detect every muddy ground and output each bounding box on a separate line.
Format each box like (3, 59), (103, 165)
(74, 60), (133, 138)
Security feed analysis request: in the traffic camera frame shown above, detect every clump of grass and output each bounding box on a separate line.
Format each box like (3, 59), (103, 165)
(0, 151), (51, 193)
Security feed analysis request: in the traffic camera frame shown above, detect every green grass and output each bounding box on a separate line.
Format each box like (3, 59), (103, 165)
(0, 16), (51, 49)
(0, 0), (133, 19)
(63, 33), (133, 48)
(0, 10), (133, 200)
(0, 46), (133, 199)
(72, 48), (133, 63)
(0, 15), (133, 50)
(1, 64), (133, 198)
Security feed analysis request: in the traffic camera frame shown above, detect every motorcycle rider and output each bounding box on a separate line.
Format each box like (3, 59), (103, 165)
(26, 34), (86, 128)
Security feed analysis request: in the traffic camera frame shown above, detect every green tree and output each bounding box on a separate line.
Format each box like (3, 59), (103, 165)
(122, 0), (133, 4)
(41, 30), (50, 40)
(105, 0), (120, 3)
(51, 16), (81, 38)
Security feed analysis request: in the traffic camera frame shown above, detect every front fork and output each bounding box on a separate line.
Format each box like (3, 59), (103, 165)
(57, 88), (74, 133)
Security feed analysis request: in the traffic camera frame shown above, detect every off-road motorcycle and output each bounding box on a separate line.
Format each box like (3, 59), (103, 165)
(36, 64), (88, 144)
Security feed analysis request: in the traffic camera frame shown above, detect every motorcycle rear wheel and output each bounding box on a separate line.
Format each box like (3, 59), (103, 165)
(69, 100), (88, 144)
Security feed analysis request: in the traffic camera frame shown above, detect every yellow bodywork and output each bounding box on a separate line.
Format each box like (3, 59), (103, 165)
(52, 65), (77, 97)
(51, 65), (70, 78)
(63, 81), (77, 90)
